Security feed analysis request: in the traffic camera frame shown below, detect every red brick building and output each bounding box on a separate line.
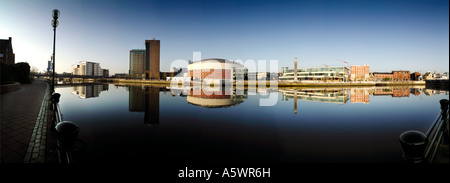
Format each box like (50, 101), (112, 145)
(393, 70), (410, 81)
(350, 65), (370, 81)
(373, 72), (393, 81)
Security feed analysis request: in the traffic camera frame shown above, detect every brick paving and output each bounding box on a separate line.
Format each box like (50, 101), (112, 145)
(0, 80), (49, 163)
(24, 83), (50, 163)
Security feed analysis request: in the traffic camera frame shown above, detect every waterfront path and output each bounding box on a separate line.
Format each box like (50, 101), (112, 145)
(0, 80), (51, 163)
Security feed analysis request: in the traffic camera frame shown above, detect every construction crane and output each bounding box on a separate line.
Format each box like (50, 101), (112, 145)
(337, 59), (348, 67)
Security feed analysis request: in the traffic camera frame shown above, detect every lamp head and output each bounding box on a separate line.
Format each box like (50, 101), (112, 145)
(52, 9), (60, 19)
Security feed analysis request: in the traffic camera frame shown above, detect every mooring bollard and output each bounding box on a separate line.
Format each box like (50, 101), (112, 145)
(399, 130), (428, 163)
(55, 121), (80, 149)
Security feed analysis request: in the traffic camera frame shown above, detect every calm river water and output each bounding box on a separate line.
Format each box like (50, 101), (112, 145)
(55, 84), (448, 163)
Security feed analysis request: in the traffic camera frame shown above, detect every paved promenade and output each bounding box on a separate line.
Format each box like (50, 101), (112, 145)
(1, 80), (51, 163)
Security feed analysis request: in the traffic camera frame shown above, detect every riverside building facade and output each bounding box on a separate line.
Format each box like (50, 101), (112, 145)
(350, 65), (370, 81)
(72, 61), (104, 76)
(279, 66), (349, 82)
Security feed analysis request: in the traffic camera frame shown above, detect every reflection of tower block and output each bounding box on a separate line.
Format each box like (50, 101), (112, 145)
(294, 90), (298, 114)
(144, 87), (160, 125)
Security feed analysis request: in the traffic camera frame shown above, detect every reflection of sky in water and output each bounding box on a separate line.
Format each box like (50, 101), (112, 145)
(55, 85), (448, 163)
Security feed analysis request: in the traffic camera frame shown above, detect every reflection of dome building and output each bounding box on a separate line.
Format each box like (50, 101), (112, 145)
(187, 87), (247, 108)
(188, 58), (246, 84)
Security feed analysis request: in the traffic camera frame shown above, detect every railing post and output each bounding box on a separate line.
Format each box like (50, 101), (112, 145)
(399, 130), (428, 163)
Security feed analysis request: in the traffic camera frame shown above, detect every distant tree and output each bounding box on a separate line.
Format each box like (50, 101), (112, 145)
(30, 66), (39, 75)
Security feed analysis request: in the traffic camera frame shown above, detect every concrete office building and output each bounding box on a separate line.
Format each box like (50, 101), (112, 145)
(72, 61), (104, 76)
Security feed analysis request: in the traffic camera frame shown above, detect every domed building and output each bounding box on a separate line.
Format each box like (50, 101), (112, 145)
(188, 58), (246, 85)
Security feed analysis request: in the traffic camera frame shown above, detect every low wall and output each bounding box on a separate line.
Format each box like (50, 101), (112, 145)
(0, 82), (21, 94)
(425, 80), (449, 90)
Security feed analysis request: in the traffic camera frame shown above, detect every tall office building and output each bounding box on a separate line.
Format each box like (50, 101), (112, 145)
(129, 49), (146, 78)
(129, 39), (160, 79)
(145, 39), (160, 80)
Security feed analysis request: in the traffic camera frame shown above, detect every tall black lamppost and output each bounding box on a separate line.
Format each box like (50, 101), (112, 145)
(51, 9), (60, 92)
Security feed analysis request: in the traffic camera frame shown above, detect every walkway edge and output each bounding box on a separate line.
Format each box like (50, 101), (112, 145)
(24, 83), (50, 163)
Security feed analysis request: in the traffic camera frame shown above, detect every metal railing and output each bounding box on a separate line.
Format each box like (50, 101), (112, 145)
(399, 99), (449, 163)
(424, 104), (449, 163)
(52, 93), (63, 125)
(51, 93), (80, 164)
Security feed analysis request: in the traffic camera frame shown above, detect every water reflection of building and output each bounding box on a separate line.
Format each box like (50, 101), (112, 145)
(71, 84), (108, 98)
(129, 86), (160, 125)
(280, 88), (349, 115)
(350, 88), (370, 104)
(423, 89), (448, 96)
(186, 87), (248, 108)
(410, 88), (422, 96)
(280, 89), (350, 104)
(373, 87), (410, 98)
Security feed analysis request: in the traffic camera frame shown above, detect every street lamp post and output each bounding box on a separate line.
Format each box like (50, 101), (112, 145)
(51, 9), (60, 92)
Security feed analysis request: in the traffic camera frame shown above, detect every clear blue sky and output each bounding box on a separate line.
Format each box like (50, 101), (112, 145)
(1, 0), (448, 74)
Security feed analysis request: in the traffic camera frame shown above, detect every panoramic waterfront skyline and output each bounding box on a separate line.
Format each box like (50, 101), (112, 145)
(52, 83), (448, 164)
(1, 0), (448, 75)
